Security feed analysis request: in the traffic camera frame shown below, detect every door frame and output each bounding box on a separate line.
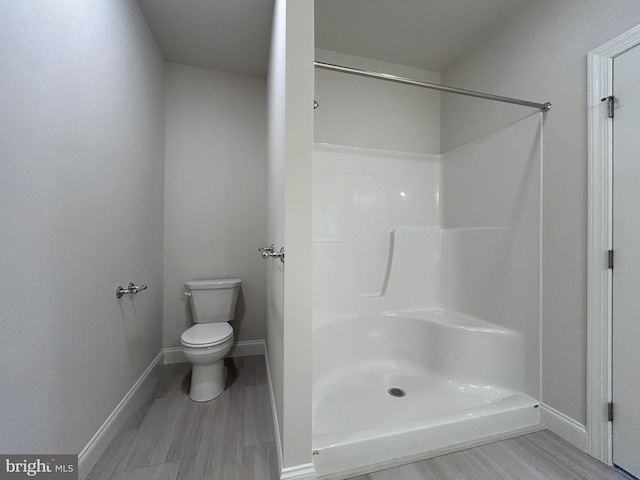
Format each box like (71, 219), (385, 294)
(587, 24), (640, 466)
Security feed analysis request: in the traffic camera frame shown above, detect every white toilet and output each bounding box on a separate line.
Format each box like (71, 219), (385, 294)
(181, 278), (241, 402)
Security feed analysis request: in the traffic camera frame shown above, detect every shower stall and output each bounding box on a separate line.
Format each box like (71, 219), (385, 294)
(312, 59), (546, 478)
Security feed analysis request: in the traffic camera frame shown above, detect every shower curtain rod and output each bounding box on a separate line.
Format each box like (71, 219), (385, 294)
(314, 61), (552, 112)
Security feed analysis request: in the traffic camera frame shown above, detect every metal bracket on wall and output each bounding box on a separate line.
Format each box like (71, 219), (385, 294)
(115, 282), (148, 299)
(258, 245), (285, 263)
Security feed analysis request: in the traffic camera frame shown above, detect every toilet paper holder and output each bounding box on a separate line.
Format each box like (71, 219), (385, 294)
(116, 282), (148, 299)
(259, 245), (285, 263)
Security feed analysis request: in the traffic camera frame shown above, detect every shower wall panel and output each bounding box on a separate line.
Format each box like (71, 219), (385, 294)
(440, 114), (542, 398)
(313, 143), (440, 314)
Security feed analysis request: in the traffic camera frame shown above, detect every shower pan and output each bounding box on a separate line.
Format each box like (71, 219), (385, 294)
(312, 83), (544, 478)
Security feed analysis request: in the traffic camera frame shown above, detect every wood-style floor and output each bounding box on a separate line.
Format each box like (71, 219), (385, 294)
(348, 430), (627, 480)
(87, 356), (279, 480)
(87, 355), (627, 480)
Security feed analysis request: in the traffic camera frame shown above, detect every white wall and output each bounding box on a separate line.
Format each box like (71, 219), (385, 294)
(442, 0), (640, 425)
(0, 0), (164, 454)
(267, 0), (286, 458)
(267, 0), (315, 473)
(163, 63), (267, 348)
(314, 49), (441, 154)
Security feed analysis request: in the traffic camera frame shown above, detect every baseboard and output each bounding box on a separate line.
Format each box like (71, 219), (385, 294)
(541, 403), (587, 452)
(281, 463), (317, 480)
(77, 349), (165, 479)
(264, 346), (285, 476)
(263, 346), (315, 479)
(163, 340), (266, 365)
(615, 466), (639, 480)
(163, 347), (186, 364)
(228, 339), (265, 357)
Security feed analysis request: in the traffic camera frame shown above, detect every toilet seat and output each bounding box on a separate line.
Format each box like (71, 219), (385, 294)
(180, 323), (233, 348)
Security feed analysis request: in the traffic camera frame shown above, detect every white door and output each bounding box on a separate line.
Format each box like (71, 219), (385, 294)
(612, 42), (640, 479)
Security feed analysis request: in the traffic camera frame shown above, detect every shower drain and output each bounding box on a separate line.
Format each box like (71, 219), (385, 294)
(388, 387), (406, 397)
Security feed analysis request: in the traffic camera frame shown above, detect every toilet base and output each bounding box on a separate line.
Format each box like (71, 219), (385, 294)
(189, 360), (227, 402)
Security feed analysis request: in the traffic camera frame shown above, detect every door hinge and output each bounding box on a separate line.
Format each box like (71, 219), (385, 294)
(608, 250), (614, 270)
(601, 95), (615, 118)
(608, 402), (614, 422)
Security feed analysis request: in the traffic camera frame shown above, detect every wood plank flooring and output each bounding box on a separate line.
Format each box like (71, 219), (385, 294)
(86, 356), (279, 480)
(346, 430), (627, 480)
(88, 355), (627, 480)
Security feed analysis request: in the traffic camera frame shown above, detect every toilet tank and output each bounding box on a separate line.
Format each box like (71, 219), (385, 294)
(185, 278), (242, 324)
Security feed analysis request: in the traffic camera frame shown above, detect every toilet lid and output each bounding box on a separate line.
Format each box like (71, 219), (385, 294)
(180, 323), (233, 347)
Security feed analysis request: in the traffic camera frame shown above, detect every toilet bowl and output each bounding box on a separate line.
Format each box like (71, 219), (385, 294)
(181, 278), (241, 402)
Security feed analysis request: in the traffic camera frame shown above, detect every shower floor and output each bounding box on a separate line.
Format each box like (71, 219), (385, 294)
(313, 359), (519, 439)
(312, 360), (539, 478)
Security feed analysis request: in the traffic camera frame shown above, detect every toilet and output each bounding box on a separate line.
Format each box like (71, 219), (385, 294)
(181, 278), (241, 402)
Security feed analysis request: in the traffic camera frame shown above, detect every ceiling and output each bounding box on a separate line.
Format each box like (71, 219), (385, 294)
(137, 0), (528, 77)
(315, 0), (528, 72)
(136, 0), (274, 77)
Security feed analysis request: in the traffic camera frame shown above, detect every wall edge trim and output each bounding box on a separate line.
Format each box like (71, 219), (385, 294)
(163, 340), (266, 365)
(264, 345), (285, 475)
(281, 463), (317, 480)
(163, 347), (185, 365)
(540, 403), (587, 452)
